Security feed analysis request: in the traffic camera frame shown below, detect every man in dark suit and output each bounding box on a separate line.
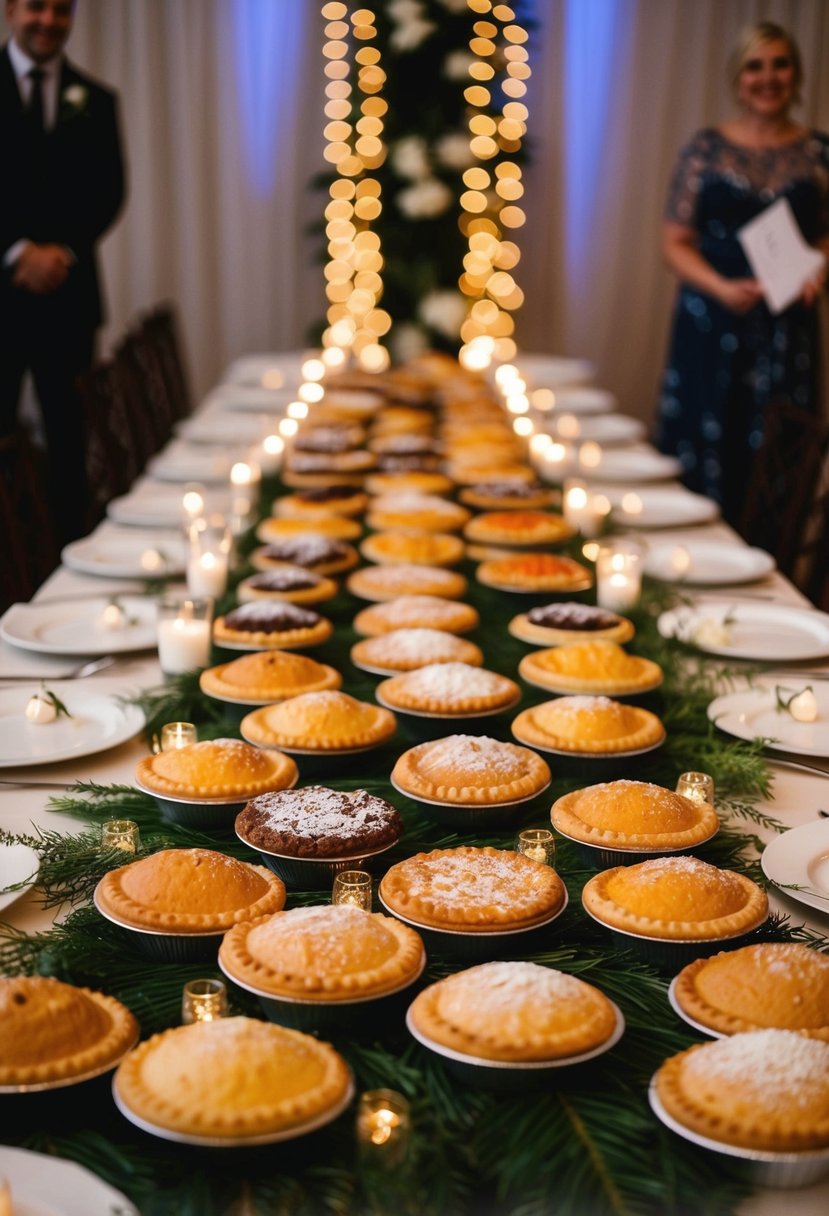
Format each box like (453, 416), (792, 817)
(1, 0), (125, 544)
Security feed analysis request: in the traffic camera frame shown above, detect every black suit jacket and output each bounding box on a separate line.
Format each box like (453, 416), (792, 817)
(0, 44), (125, 333)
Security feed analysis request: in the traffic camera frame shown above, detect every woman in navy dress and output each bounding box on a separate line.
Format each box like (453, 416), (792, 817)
(653, 21), (829, 526)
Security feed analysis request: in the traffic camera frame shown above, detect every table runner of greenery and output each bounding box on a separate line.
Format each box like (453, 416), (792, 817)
(1, 475), (826, 1216)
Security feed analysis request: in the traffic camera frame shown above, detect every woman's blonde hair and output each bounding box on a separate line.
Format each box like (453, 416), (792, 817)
(729, 21), (803, 106)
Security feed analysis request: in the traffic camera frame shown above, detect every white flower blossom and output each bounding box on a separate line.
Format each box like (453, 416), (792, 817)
(391, 323), (429, 363)
(62, 83), (88, 110)
(397, 178), (454, 219)
(419, 290), (468, 338)
(390, 18), (437, 52)
(390, 136), (432, 181)
(434, 132), (473, 171)
(443, 49), (475, 80)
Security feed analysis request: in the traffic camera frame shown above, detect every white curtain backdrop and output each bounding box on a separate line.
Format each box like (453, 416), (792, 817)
(64, 0), (829, 423)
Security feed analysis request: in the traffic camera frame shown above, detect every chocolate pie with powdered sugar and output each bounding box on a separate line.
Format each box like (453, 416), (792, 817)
(235, 786), (403, 860)
(509, 602), (635, 647)
(213, 601), (333, 649)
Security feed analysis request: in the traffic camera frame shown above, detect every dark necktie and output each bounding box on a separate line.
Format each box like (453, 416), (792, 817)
(26, 67), (45, 133)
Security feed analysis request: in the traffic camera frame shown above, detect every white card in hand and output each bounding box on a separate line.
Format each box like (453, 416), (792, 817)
(737, 196), (825, 314)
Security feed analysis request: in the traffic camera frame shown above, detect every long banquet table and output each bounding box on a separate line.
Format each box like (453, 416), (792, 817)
(1, 367), (828, 1216)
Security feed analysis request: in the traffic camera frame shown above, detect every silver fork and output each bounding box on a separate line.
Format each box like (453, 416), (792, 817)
(0, 655), (116, 682)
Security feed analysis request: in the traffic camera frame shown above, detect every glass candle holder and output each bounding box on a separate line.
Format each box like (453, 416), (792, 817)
(676, 771), (715, 805)
(563, 478), (611, 538)
(181, 979), (229, 1025)
(595, 538), (645, 612)
(181, 482), (207, 531)
(157, 594), (213, 676)
(160, 721), (198, 751)
(101, 819), (140, 854)
(515, 828), (556, 867)
(356, 1089), (411, 1167)
(187, 514), (231, 598)
(331, 870), (372, 911)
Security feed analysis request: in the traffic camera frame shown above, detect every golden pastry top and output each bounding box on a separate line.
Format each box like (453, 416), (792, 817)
(392, 733), (550, 804)
(347, 563), (468, 601)
(199, 649), (341, 703)
(351, 628), (484, 673)
(551, 778), (717, 848)
(377, 662), (520, 715)
(353, 595), (480, 636)
(360, 530), (465, 568)
(464, 510), (574, 545)
(476, 552), (592, 590)
(513, 696), (665, 756)
(241, 689), (397, 751)
(518, 640), (663, 694)
(135, 737), (297, 800)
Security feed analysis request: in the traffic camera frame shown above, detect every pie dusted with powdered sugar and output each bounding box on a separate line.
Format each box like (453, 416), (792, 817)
(359, 530), (465, 568)
(408, 961), (618, 1062)
(518, 639), (663, 695)
(275, 486), (368, 518)
(241, 689), (396, 752)
(653, 1029), (829, 1152)
(376, 662), (520, 716)
(219, 904), (425, 1002)
(213, 601), (333, 649)
(351, 628), (483, 674)
(199, 650), (341, 703)
(379, 846), (566, 932)
(237, 566), (338, 606)
(347, 564), (468, 602)
(672, 943), (829, 1040)
(365, 493), (471, 533)
(250, 535), (359, 576)
(113, 1016), (352, 1141)
(508, 602), (634, 647)
(512, 698), (665, 755)
(391, 734), (550, 805)
(353, 595), (479, 636)
(551, 780), (717, 852)
(458, 482), (557, 511)
(135, 737), (297, 801)
(235, 785), (403, 859)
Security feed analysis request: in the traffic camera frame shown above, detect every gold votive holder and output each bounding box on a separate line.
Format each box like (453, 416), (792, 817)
(356, 1088), (411, 1167)
(331, 870), (372, 911)
(101, 819), (140, 854)
(181, 978), (229, 1025)
(160, 721), (198, 751)
(676, 771), (715, 805)
(515, 828), (556, 867)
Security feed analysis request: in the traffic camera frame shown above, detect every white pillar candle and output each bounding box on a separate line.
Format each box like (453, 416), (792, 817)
(157, 616), (211, 674)
(596, 541), (644, 612)
(187, 551), (228, 598)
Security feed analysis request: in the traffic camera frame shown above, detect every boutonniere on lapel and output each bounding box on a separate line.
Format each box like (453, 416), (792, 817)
(60, 83), (89, 121)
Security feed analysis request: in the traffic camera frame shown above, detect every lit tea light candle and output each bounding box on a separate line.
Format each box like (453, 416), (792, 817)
(563, 481), (610, 538)
(322, 345), (346, 370)
(161, 721), (197, 751)
(288, 399), (309, 419)
(301, 357), (326, 382)
(181, 483), (206, 525)
(157, 596), (213, 676)
(279, 417), (299, 438)
(356, 1089), (411, 1166)
(299, 381), (324, 404)
(331, 870), (372, 911)
(540, 440), (568, 483)
(578, 440), (603, 470)
(505, 392), (529, 415)
(260, 434), (285, 476)
(181, 979), (229, 1025)
(100, 600), (127, 631)
(513, 415), (533, 437)
(515, 828), (556, 866)
(596, 540), (644, 612)
(675, 771), (715, 805)
(494, 363), (519, 389)
(101, 819), (140, 853)
(187, 549), (228, 598)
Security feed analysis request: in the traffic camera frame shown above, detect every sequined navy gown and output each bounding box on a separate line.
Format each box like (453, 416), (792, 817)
(654, 128), (829, 525)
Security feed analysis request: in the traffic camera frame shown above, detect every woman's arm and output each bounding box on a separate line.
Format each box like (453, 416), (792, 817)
(662, 220), (762, 314)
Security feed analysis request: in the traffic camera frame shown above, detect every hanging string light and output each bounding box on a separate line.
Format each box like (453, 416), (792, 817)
(320, 4), (391, 372)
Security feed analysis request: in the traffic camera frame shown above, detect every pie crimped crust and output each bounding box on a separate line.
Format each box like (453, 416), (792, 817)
(377, 662), (520, 715)
(408, 961), (617, 1062)
(379, 846), (567, 932)
(199, 649), (341, 703)
(351, 628), (483, 673)
(551, 779), (716, 850)
(654, 1029), (829, 1152)
(458, 483), (557, 511)
(241, 689), (396, 751)
(673, 943), (829, 1040)
(582, 856), (768, 942)
(250, 536), (359, 576)
(256, 514), (362, 542)
(360, 530), (465, 568)
(353, 595), (479, 636)
(508, 602), (635, 647)
(135, 737), (298, 801)
(237, 566), (338, 606)
(347, 564), (468, 602)
(95, 847), (286, 933)
(275, 487), (368, 518)
(213, 601), (333, 649)
(113, 1016), (352, 1140)
(463, 510), (575, 547)
(220, 905), (425, 1001)
(518, 640), (663, 695)
(0, 976), (138, 1088)
(476, 552), (592, 592)
(235, 785), (403, 858)
(365, 493), (471, 533)
(512, 698), (666, 756)
(392, 734), (550, 805)
(365, 471), (454, 496)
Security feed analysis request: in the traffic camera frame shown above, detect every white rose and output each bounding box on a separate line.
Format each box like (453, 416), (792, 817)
(390, 136), (431, 181)
(419, 290), (468, 339)
(390, 18), (437, 52)
(63, 83), (87, 109)
(443, 50), (475, 80)
(434, 132), (473, 171)
(691, 617), (732, 649)
(397, 178), (454, 219)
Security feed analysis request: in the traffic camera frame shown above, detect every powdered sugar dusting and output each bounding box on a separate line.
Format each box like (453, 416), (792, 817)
(414, 734), (527, 779)
(394, 663), (512, 698)
(684, 1029), (829, 1097)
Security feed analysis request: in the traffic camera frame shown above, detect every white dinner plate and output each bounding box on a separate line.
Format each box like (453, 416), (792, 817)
(578, 446), (683, 483)
(548, 413), (645, 446)
(1, 596), (158, 656)
(0, 842), (40, 913)
(707, 680), (829, 758)
(175, 412), (274, 446)
(597, 485), (719, 529)
(0, 1146), (138, 1216)
(221, 351), (307, 388)
(201, 383), (296, 412)
(644, 542), (776, 586)
(543, 387), (617, 415)
(0, 678), (144, 768)
(61, 529), (187, 578)
(761, 819), (829, 917)
(147, 440), (247, 483)
(658, 599), (829, 661)
(108, 483), (233, 528)
(507, 354), (596, 387)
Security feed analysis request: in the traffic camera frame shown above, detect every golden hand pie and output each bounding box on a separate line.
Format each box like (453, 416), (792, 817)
(512, 698), (665, 756)
(379, 845), (567, 932)
(391, 734), (550, 805)
(551, 779), (717, 851)
(463, 510), (575, 547)
(353, 595), (479, 636)
(135, 736), (297, 800)
(95, 847), (286, 933)
(241, 689), (396, 751)
(476, 552), (592, 592)
(256, 514), (362, 541)
(359, 529), (465, 568)
(0, 976), (138, 1088)
(654, 1029), (829, 1152)
(408, 961), (617, 1062)
(351, 628), (483, 674)
(582, 856), (768, 942)
(347, 564), (468, 602)
(113, 1016), (352, 1140)
(518, 639), (663, 695)
(250, 535), (359, 576)
(235, 785), (403, 858)
(377, 662), (520, 715)
(220, 904), (425, 1001)
(213, 601), (333, 649)
(508, 602), (634, 647)
(199, 649), (341, 703)
(237, 566), (338, 606)
(672, 942), (829, 1040)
